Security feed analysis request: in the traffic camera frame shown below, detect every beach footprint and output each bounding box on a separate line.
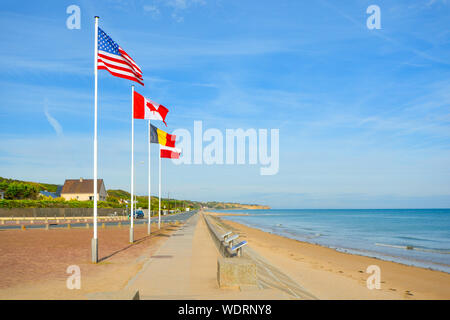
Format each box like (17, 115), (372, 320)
(404, 290), (414, 297)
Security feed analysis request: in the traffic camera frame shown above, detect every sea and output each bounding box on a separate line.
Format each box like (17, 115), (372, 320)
(212, 209), (450, 273)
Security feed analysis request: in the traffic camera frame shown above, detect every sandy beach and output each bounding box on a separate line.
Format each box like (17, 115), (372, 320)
(206, 212), (450, 300)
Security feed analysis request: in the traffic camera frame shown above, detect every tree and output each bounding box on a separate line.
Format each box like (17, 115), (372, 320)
(5, 182), (39, 200)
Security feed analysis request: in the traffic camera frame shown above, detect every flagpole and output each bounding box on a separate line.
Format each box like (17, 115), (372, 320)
(91, 16), (99, 264)
(158, 146), (161, 229)
(147, 119), (151, 235)
(130, 85), (135, 243)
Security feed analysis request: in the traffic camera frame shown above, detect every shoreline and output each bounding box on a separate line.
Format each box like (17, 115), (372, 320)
(208, 211), (450, 274)
(207, 212), (450, 299)
(226, 218), (450, 274)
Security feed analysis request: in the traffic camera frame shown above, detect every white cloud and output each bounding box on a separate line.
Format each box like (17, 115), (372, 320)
(171, 12), (184, 22)
(167, 0), (206, 10)
(43, 99), (63, 138)
(143, 5), (160, 16)
(426, 0), (448, 7)
(146, 0), (206, 22)
(168, 0), (188, 10)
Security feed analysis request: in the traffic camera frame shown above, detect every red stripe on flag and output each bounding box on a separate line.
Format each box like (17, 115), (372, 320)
(98, 53), (134, 68)
(165, 133), (176, 148)
(98, 66), (144, 85)
(98, 56), (143, 78)
(160, 149), (180, 159)
(118, 48), (143, 75)
(98, 50), (143, 76)
(133, 91), (145, 119)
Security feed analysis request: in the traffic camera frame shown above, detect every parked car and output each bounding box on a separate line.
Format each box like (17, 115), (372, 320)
(128, 210), (144, 219)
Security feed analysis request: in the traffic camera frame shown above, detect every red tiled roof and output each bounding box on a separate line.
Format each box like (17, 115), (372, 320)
(61, 179), (105, 194)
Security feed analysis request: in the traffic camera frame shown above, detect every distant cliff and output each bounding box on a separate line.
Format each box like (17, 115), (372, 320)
(237, 204), (271, 210)
(202, 202), (270, 210)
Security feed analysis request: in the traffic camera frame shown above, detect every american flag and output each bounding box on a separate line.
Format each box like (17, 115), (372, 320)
(97, 27), (144, 86)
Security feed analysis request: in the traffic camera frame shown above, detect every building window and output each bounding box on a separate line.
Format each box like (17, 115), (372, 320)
(89, 196), (94, 201)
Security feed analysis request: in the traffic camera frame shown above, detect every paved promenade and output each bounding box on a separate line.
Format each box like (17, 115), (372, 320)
(126, 214), (205, 298)
(124, 213), (310, 299)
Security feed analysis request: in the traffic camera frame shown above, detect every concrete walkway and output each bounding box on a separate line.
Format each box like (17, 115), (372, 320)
(125, 214), (200, 298)
(125, 213), (298, 299)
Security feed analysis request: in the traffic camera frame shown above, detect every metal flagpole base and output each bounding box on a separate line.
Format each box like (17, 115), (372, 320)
(91, 238), (98, 263)
(130, 227), (134, 243)
(147, 222), (151, 235)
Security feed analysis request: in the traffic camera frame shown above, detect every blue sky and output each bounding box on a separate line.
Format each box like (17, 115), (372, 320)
(1, 0), (450, 208)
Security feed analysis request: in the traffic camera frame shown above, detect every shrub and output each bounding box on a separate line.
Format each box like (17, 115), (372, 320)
(0, 199), (125, 209)
(4, 182), (39, 200)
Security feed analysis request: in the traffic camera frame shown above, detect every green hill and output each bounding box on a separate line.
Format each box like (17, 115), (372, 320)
(107, 189), (269, 210)
(0, 177), (59, 193)
(0, 177), (59, 200)
(0, 178), (270, 210)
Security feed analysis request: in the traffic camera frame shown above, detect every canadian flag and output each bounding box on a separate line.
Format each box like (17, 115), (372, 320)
(133, 91), (169, 126)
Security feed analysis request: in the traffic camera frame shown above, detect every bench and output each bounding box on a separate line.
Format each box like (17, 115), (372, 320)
(224, 234), (239, 247)
(231, 241), (247, 257)
(221, 231), (232, 241)
(203, 215), (246, 258)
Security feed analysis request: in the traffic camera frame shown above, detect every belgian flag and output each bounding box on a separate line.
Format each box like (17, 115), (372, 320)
(150, 124), (176, 147)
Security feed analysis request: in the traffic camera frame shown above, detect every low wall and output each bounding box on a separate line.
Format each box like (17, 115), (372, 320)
(203, 214), (233, 257)
(202, 213), (257, 289)
(217, 257), (257, 288)
(0, 208), (126, 218)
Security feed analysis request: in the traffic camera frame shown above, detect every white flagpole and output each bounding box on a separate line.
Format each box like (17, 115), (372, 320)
(130, 85), (135, 243)
(92, 16), (99, 264)
(158, 146), (161, 229)
(147, 119), (151, 235)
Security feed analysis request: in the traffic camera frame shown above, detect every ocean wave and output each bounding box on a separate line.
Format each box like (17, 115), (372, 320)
(306, 233), (322, 239)
(375, 243), (450, 254)
(396, 236), (440, 243)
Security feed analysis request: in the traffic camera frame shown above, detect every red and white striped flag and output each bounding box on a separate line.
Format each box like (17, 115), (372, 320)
(97, 27), (144, 85)
(160, 145), (181, 159)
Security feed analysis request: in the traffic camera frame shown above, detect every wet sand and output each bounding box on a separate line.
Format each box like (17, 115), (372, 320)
(208, 213), (450, 300)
